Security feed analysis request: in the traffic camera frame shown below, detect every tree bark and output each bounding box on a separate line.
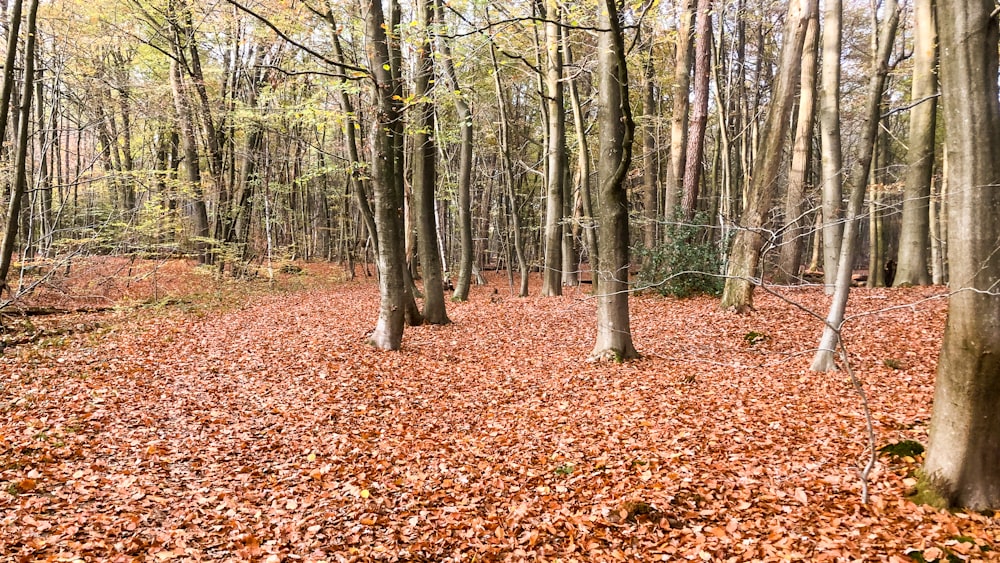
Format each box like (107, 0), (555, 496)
(365, 0), (411, 350)
(720, 0), (815, 311)
(540, 0), (564, 296)
(591, 0), (638, 362)
(819, 0), (844, 294)
(922, 0), (1000, 510)
(775, 11), (819, 284)
(665, 0), (694, 223)
(680, 0), (712, 221)
(811, 0), (899, 372)
(412, 0), (449, 324)
(436, 0), (473, 302)
(640, 29), (658, 253)
(894, 0), (937, 286)
(0, 0), (38, 293)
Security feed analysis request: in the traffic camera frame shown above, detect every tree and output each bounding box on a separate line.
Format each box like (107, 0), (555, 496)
(590, 0), (637, 362)
(664, 0), (694, 222)
(411, 0), (449, 324)
(0, 0), (39, 294)
(680, 0), (712, 221)
(775, 10), (819, 284)
(921, 0), (1000, 510)
(720, 0), (816, 311)
(894, 0), (936, 286)
(819, 0), (844, 294)
(540, 0), (565, 297)
(811, 0), (900, 372)
(436, 0), (473, 302)
(365, 0), (414, 350)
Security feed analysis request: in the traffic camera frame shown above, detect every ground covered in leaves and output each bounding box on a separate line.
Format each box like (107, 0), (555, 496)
(1, 260), (997, 561)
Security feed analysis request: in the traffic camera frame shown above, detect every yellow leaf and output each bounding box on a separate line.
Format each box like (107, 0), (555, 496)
(360, 489), (370, 499)
(307, 452), (316, 462)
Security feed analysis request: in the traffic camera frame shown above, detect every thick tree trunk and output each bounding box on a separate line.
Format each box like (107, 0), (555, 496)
(591, 0), (638, 362)
(412, 0), (449, 324)
(540, 0), (564, 296)
(720, 0), (815, 311)
(811, 0), (899, 372)
(775, 12), (819, 284)
(365, 0), (411, 350)
(894, 0), (937, 286)
(819, 0), (844, 294)
(922, 0), (1000, 511)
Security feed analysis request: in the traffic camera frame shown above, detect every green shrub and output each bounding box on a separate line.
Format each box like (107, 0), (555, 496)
(635, 215), (724, 298)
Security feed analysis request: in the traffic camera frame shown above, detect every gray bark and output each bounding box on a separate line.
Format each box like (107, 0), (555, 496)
(811, 0), (899, 372)
(819, 0), (844, 293)
(541, 0), (565, 296)
(591, 0), (638, 361)
(894, 0), (937, 286)
(922, 0), (1000, 510)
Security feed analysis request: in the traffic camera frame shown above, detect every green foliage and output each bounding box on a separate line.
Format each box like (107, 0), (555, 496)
(635, 215), (724, 298)
(879, 440), (925, 458)
(744, 331), (769, 346)
(554, 463), (575, 476)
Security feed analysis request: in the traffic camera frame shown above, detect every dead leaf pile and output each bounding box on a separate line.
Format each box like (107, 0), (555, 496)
(1, 262), (996, 561)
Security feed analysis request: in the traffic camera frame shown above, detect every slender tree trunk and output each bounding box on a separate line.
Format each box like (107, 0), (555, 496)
(640, 30), (658, 254)
(720, 0), (815, 311)
(169, 54), (211, 264)
(775, 11), (819, 284)
(540, 0), (564, 296)
(0, 0), (22, 155)
(412, 0), (449, 324)
(591, 0), (638, 361)
(680, 0), (712, 221)
(819, 0), (844, 293)
(922, 0), (1000, 510)
(0, 0), (38, 292)
(811, 0), (899, 372)
(894, 0), (937, 286)
(563, 22), (594, 268)
(491, 43), (529, 297)
(436, 0), (473, 302)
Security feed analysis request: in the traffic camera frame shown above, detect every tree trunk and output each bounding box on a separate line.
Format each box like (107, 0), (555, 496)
(0, 0), (38, 293)
(680, 0), (712, 221)
(922, 0), (1000, 511)
(491, 43), (529, 297)
(894, 0), (937, 286)
(819, 0), (844, 294)
(412, 0), (449, 324)
(564, 24), (596, 264)
(365, 0), (412, 350)
(640, 30), (658, 254)
(436, 0), (473, 302)
(540, 0), (564, 296)
(775, 11), (819, 284)
(665, 0), (694, 223)
(811, 0), (899, 372)
(720, 0), (815, 312)
(591, 0), (638, 362)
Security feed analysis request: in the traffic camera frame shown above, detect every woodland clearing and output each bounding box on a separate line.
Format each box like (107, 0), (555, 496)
(0, 259), (996, 561)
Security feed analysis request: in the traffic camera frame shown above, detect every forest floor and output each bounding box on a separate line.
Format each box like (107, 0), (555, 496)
(0, 258), (996, 562)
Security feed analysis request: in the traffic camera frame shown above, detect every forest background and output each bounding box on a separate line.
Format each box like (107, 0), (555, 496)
(2, 0), (1000, 560)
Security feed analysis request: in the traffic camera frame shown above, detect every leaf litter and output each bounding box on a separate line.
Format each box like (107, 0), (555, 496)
(1, 261), (997, 561)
